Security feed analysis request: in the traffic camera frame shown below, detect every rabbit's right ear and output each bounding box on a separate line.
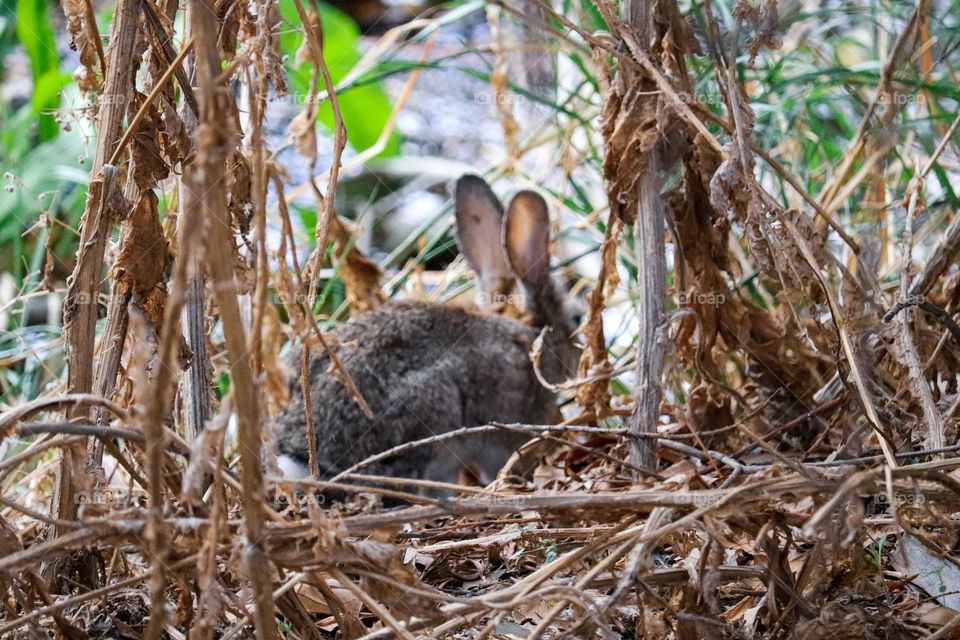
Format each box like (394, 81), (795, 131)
(505, 190), (551, 288)
(455, 175), (514, 299)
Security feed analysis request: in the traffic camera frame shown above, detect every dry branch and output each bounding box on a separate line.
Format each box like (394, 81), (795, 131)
(189, 0), (275, 635)
(57, 0), (139, 532)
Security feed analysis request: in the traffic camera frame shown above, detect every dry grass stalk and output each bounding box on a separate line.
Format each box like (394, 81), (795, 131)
(57, 0), (140, 534)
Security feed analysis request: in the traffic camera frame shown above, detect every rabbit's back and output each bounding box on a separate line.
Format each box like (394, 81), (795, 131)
(273, 300), (556, 482)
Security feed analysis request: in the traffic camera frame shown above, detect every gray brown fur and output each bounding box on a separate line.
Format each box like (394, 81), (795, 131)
(272, 175), (580, 486)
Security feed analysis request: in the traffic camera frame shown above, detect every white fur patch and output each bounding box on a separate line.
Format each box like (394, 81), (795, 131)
(277, 454), (310, 480)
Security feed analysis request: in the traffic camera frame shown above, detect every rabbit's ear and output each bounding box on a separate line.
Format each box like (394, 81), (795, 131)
(505, 191), (551, 287)
(455, 175), (513, 292)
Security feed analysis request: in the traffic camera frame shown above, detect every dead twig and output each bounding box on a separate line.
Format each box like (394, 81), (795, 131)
(884, 297), (960, 346)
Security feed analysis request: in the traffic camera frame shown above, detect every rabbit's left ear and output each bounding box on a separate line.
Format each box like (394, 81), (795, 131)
(505, 191), (550, 287)
(455, 175), (514, 299)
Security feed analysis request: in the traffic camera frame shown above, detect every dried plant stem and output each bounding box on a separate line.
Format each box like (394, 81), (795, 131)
(0, 393), (131, 435)
(485, 3), (520, 163)
(289, 0), (373, 441)
(247, 65), (269, 381)
(628, 159), (666, 471)
(0, 437), (82, 479)
(81, 0), (107, 77)
(140, 0), (199, 116)
(328, 568), (416, 640)
(58, 0), (139, 534)
(293, 0), (345, 293)
(181, 265), (211, 442)
(87, 31), (195, 472)
(340, 31), (437, 171)
(18, 422), (150, 442)
(189, 0), (275, 635)
(86, 286), (131, 466)
(617, 0), (670, 472)
(133, 182), (202, 640)
(884, 298), (960, 345)
(894, 171), (945, 454)
(328, 422), (636, 483)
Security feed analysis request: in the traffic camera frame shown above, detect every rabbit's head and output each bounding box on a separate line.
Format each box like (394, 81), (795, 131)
(455, 175), (581, 386)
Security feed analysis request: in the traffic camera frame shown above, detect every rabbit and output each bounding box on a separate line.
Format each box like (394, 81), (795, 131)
(272, 174), (580, 490)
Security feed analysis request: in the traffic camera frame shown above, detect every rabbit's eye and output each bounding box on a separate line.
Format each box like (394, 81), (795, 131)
(564, 299), (587, 328)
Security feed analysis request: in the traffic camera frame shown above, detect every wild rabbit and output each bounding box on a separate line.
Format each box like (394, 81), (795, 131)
(273, 175), (580, 488)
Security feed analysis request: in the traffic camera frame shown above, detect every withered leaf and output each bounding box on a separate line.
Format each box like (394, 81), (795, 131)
(226, 150), (253, 237)
(289, 108), (318, 166)
(576, 214), (622, 419)
(113, 190), (170, 328)
(329, 215), (385, 313)
(160, 99), (192, 168)
(61, 0), (100, 92)
(262, 304), (291, 415)
(263, 1), (289, 97)
(747, 0), (783, 64)
(127, 92), (171, 189)
(602, 79), (661, 224)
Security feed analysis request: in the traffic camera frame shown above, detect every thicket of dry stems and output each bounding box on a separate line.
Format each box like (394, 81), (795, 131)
(2, 0), (960, 638)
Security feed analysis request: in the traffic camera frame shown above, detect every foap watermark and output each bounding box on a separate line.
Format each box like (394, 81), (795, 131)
(476, 291), (524, 309)
(675, 291), (726, 307)
(71, 291), (97, 306)
(272, 290), (314, 307)
(665, 493), (723, 508)
(476, 92), (528, 106)
(272, 92), (335, 107)
(272, 489), (328, 510)
(99, 93), (128, 107)
(876, 92), (920, 107)
(867, 492), (925, 507)
(674, 90), (726, 108)
(75, 488), (148, 507)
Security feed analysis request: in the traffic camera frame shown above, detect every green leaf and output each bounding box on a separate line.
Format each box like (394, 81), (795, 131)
(0, 120), (90, 270)
(279, 0), (400, 157)
(583, 0), (607, 29)
(15, 0), (61, 141)
(32, 69), (72, 141)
